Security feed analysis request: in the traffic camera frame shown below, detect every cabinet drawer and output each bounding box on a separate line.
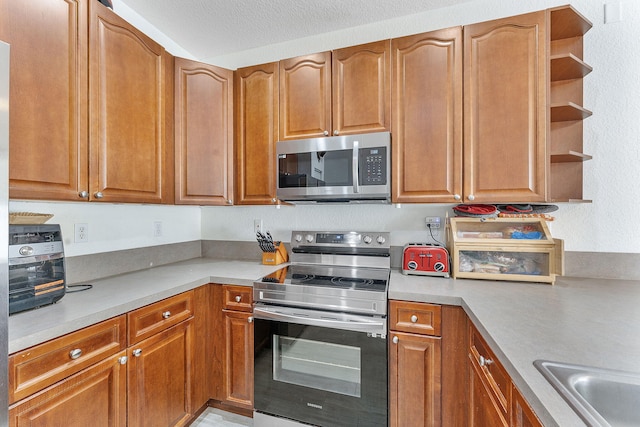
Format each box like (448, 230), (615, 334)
(389, 300), (441, 336)
(128, 291), (194, 345)
(9, 315), (126, 404)
(223, 285), (253, 312)
(469, 325), (510, 415)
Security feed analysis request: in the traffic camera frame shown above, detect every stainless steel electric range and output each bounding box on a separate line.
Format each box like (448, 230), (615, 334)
(253, 230), (390, 427)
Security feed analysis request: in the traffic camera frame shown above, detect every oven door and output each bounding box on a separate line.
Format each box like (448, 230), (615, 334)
(254, 306), (388, 427)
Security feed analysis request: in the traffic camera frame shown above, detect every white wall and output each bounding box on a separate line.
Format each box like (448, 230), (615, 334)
(11, 1), (638, 256)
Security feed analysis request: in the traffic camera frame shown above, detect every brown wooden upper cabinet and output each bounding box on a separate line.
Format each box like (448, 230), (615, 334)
(279, 40), (391, 141)
(463, 11), (548, 204)
(234, 62), (279, 205)
(392, 27), (463, 203)
(175, 58), (234, 205)
(4, 0), (174, 204)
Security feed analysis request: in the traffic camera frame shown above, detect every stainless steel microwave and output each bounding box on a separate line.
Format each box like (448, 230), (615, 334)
(276, 132), (391, 203)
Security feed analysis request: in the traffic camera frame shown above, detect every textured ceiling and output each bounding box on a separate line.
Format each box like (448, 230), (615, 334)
(119, 0), (472, 60)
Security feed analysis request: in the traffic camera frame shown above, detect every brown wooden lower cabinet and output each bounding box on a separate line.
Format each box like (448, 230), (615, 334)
(469, 322), (543, 427)
(9, 351), (127, 427)
(389, 331), (442, 426)
(128, 319), (194, 427)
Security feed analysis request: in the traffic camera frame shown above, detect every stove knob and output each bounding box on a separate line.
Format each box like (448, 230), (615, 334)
(294, 234), (303, 242)
(363, 235), (372, 244)
(305, 234), (314, 243)
(376, 235), (386, 245)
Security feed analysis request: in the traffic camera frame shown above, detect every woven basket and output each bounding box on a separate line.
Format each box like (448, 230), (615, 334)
(9, 212), (54, 224)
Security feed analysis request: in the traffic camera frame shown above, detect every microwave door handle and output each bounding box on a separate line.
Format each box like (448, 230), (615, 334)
(352, 139), (359, 193)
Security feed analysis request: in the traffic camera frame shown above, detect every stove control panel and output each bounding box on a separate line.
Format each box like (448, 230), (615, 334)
(291, 231), (391, 249)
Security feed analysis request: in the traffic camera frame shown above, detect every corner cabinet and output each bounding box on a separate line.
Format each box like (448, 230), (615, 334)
(174, 57), (234, 205)
(1, 0), (89, 201)
(234, 62), (279, 205)
(89, 2), (174, 203)
(279, 40), (390, 140)
(3, 0), (174, 203)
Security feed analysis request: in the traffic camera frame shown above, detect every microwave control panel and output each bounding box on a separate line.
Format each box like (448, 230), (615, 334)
(359, 147), (387, 185)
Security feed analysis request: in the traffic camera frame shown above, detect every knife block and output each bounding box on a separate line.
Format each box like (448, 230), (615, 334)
(262, 242), (289, 265)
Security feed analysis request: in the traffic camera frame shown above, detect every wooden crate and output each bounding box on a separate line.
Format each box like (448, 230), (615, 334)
(447, 218), (563, 284)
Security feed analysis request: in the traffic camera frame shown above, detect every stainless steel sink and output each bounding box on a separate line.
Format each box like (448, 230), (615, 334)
(534, 360), (640, 427)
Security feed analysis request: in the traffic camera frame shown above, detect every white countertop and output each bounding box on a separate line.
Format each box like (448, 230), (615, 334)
(9, 258), (640, 426)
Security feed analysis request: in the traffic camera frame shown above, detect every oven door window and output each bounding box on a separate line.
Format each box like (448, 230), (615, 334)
(273, 335), (361, 397)
(278, 149), (353, 188)
(254, 320), (387, 427)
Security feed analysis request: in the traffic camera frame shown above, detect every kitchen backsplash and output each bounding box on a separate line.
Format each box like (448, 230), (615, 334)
(65, 240), (640, 284)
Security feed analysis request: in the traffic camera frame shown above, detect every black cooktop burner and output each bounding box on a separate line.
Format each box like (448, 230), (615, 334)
(290, 273), (386, 292)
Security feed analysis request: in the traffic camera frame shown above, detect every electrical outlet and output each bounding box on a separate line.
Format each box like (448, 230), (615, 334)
(153, 221), (163, 238)
(74, 223), (88, 243)
(254, 219), (263, 234)
(425, 216), (442, 229)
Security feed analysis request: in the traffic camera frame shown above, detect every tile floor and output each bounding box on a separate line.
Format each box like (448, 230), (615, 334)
(190, 408), (253, 427)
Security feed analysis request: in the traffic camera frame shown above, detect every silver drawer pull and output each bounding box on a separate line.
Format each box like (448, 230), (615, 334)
(248, 316), (254, 323)
(69, 349), (82, 360)
(118, 356), (128, 365)
(392, 336), (399, 344)
(162, 311), (171, 319)
(133, 349), (142, 357)
(410, 315), (418, 323)
(235, 296), (242, 303)
(479, 355), (494, 367)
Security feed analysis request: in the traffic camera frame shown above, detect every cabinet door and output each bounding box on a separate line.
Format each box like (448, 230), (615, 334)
(89, 2), (173, 204)
(223, 309), (254, 410)
(469, 352), (509, 427)
(332, 40), (390, 136)
(279, 52), (331, 140)
(1, 0), (89, 201)
(175, 57), (233, 205)
(392, 28), (463, 203)
(235, 62), (279, 205)
(9, 351), (127, 427)
(511, 384), (543, 427)
(389, 331), (442, 427)
(128, 320), (194, 427)
(464, 12), (547, 203)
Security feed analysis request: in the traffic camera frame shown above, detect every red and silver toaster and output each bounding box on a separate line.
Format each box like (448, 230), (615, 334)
(402, 243), (450, 277)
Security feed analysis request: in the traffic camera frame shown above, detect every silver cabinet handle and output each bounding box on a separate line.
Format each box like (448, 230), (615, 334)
(118, 356), (128, 365)
(271, 198), (277, 203)
(69, 349), (82, 360)
(79, 190), (89, 199)
(454, 194), (461, 201)
(94, 191), (104, 199)
(410, 315), (418, 323)
(479, 355), (494, 367)
(235, 296), (242, 303)
(468, 194), (475, 201)
(248, 316), (254, 323)
(392, 336), (399, 344)
(226, 199), (233, 205)
(333, 130), (339, 136)
(133, 349), (142, 357)
(323, 130), (329, 136)
(162, 311), (171, 319)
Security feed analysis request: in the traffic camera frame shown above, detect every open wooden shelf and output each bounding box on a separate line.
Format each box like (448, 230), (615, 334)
(549, 5), (593, 40)
(550, 54), (592, 81)
(550, 151), (592, 163)
(550, 102), (592, 122)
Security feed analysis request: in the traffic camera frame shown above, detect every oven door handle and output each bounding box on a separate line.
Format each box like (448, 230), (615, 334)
(253, 306), (386, 335)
